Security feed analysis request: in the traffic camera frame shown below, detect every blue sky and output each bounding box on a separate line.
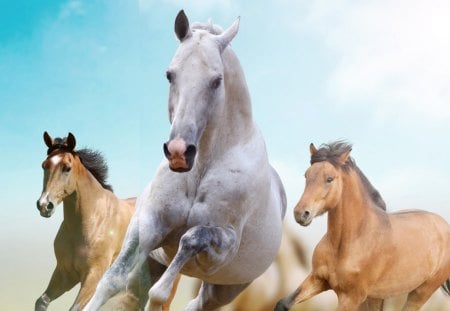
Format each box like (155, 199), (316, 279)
(2, 0), (450, 309)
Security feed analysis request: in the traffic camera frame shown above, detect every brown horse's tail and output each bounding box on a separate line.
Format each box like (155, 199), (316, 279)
(441, 278), (450, 296)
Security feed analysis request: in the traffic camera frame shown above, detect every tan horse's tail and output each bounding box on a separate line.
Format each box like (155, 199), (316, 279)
(441, 278), (450, 296)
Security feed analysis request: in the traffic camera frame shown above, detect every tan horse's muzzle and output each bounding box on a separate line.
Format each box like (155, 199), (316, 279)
(36, 192), (56, 218)
(294, 207), (313, 226)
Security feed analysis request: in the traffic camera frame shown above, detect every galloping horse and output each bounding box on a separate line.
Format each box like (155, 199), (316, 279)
(83, 10), (286, 311)
(276, 141), (450, 311)
(35, 132), (136, 310)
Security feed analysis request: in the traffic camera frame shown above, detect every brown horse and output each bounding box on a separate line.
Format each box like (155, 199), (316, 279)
(35, 132), (137, 310)
(276, 141), (450, 311)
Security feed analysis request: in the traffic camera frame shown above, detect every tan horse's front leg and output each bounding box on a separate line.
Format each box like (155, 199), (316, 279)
(274, 273), (329, 310)
(70, 268), (106, 311)
(337, 291), (368, 311)
(35, 266), (78, 311)
(358, 298), (384, 311)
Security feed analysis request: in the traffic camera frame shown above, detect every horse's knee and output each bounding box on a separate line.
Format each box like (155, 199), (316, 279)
(181, 226), (236, 251)
(180, 227), (210, 252)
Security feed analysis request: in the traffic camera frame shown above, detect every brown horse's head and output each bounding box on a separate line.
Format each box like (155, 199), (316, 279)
(293, 142), (351, 226)
(37, 132), (78, 217)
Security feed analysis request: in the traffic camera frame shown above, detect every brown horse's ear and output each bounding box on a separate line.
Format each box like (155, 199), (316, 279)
(175, 10), (192, 41)
(43, 131), (53, 148)
(66, 132), (76, 151)
(338, 149), (352, 165)
(309, 143), (317, 156)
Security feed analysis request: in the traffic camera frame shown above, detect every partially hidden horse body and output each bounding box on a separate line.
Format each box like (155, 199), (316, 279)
(84, 10), (286, 311)
(276, 141), (450, 311)
(35, 132), (137, 310)
(191, 224), (309, 311)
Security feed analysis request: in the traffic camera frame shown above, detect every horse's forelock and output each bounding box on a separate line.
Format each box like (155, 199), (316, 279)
(191, 21), (223, 35)
(311, 141), (387, 211)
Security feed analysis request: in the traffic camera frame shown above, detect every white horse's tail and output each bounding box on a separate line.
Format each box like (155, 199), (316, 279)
(441, 278), (450, 296)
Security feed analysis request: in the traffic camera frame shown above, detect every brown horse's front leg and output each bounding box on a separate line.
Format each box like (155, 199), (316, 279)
(337, 291), (368, 311)
(70, 268), (105, 311)
(35, 266), (78, 311)
(274, 273), (329, 310)
(358, 298), (384, 311)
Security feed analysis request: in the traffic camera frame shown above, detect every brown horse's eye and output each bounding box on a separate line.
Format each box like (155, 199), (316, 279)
(326, 177), (334, 183)
(62, 165), (72, 173)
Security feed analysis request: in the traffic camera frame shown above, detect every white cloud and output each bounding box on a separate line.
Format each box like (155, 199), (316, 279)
(304, 0), (450, 122)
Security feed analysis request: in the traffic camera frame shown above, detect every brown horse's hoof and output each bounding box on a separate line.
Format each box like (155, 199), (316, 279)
(274, 300), (290, 311)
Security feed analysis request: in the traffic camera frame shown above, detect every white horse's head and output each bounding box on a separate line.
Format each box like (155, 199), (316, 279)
(163, 10), (240, 172)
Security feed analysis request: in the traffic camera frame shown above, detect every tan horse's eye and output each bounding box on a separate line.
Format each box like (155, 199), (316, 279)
(326, 177), (334, 183)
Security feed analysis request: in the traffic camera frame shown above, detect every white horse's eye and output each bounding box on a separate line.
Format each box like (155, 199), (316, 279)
(211, 77), (222, 89)
(166, 71), (173, 83)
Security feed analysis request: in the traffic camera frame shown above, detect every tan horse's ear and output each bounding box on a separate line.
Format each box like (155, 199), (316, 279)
(175, 10), (192, 42)
(338, 149), (352, 165)
(43, 131), (53, 148)
(66, 132), (76, 151)
(309, 143), (317, 156)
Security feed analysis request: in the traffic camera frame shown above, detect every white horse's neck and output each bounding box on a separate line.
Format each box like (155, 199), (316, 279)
(197, 47), (255, 163)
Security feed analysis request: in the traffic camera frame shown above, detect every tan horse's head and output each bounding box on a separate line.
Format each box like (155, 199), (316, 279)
(37, 132), (78, 218)
(294, 143), (351, 226)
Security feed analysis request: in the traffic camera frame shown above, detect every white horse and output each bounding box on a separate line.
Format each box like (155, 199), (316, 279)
(84, 10), (286, 311)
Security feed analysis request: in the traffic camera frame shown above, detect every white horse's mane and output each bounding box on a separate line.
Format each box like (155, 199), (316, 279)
(191, 19), (224, 35)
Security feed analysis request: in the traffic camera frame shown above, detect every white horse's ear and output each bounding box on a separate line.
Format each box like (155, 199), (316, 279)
(175, 10), (192, 41)
(216, 17), (240, 51)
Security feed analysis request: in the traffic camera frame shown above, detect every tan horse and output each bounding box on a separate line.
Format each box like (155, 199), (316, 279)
(276, 141), (450, 311)
(35, 132), (137, 311)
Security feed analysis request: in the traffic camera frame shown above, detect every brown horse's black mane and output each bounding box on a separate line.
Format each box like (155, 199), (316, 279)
(76, 149), (113, 192)
(47, 145), (113, 192)
(311, 141), (386, 211)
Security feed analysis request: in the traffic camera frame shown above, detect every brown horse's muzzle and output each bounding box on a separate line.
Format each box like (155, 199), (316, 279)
(163, 137), (197, 172)
(36, 194), (55, 218)
(294, 208), (313, 226)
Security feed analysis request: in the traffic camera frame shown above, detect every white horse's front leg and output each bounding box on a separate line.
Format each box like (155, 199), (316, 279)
(184, 282), (250, 311)
(147, 225), (238, 311)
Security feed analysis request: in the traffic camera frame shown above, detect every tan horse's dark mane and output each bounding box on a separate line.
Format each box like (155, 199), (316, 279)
(47, 147), (113, 192)
(311, 141), (386, 211)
